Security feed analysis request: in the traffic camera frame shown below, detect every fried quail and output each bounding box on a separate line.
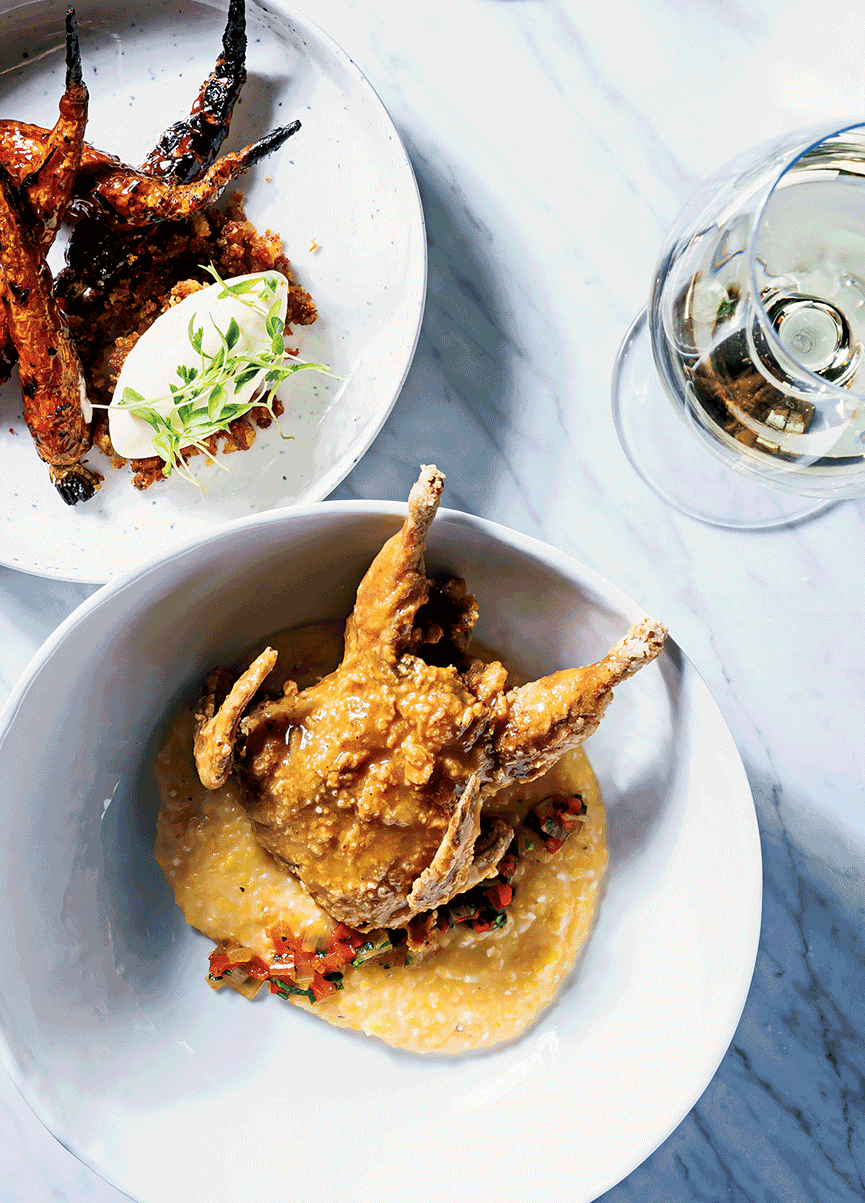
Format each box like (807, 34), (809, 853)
(194, 466), (667, 931)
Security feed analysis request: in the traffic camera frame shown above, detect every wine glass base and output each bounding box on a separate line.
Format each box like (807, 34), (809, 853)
(611, 309), (833, 530)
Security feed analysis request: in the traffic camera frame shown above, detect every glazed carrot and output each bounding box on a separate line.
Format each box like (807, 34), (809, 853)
(0, 0), (246, 194)
(73, 120), (302, 226)
(0, 11), (87, 377)
(0, 119), (301, 228)
(20, 9), (88, 249)
(142, 0), (247, 183)
(0, 14), (98, 506)
(59, 0), (250, 294)
(0, 164), (91, 467)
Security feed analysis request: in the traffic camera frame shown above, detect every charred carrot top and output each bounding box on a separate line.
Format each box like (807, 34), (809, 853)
(141, 0), (248, 183)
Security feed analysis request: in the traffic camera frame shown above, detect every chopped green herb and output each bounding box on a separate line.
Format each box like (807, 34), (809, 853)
(270, 977), (316, 1005)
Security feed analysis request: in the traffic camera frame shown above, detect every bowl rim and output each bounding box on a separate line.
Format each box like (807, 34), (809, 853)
(0, 496), (763, 1203)
(2, 495), (669, 739)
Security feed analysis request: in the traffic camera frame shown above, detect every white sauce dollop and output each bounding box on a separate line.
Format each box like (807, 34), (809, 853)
(109, 271), (289, 461)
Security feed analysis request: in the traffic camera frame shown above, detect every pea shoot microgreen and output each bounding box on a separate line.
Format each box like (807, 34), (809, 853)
(96, 265), (329, 486)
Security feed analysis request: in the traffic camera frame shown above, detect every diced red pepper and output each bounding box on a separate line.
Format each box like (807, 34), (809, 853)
(332, 922), (366, 951)
(529, 793), (586, 854)
(310, 972), (339, 1001)
(258, 922), (368, 998)
(497, 852), (518, 882)
(208, 952), (232, 978)
(484, 881), (513, 911)
(244, 956), (274, 979)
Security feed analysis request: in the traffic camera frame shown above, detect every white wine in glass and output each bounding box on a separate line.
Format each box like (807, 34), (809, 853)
(612, 121), (865, 528)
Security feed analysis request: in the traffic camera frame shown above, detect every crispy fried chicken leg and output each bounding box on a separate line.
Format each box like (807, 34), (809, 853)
(488, 616), (668, 786)
(343, 463), (444, 661)
(193, 467), (667, 932)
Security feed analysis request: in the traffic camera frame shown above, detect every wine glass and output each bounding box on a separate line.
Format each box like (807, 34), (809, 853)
(612, 119), (865, 528)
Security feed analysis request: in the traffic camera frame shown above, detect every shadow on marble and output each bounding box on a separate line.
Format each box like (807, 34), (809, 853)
(596, 763), (865, 1203)
(0, 566), (95, 632)
(328, 132), (517, 512)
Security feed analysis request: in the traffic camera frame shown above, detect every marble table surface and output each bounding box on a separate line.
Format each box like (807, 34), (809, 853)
(1, 0), (864, 1199)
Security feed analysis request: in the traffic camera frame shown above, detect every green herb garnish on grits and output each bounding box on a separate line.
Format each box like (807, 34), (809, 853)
(94, 265), (329, 486)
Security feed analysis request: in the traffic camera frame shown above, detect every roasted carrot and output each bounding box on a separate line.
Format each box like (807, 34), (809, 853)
(59, 0), (250, 297)
(142, 0), (247, 183)
(72, 120), (301, 226)
(20, 9), (88, 249)
(0, 10), (88, 379)
(0, 164), (95, 494)
(0, 119), (300, 227)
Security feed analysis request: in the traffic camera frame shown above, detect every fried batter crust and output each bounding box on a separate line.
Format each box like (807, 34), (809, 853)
(194, 466), (668, 934)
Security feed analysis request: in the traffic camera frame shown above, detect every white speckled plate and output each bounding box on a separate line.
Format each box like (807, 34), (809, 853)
(0, 0), (426, 582)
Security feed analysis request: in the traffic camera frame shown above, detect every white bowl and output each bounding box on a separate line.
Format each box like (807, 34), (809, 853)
(0, 0), (426, 582)
(0, 502), (761, 1203)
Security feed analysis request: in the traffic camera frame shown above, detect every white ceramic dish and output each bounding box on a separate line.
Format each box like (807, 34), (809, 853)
(0, 500), (761, 1203)
(0, 0), (425, 583)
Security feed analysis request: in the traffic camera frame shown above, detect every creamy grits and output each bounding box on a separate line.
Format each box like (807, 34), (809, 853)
(154, 620), (607, 1054)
